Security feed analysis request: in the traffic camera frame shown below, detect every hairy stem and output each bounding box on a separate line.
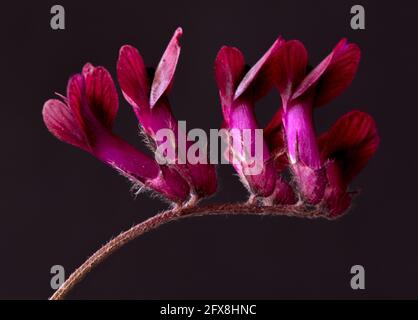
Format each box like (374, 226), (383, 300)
(49, 202), (327, 300)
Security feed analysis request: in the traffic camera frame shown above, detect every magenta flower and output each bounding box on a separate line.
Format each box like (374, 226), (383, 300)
(318, 111), (379, 217)
(214, 39), (295, 203)
(44, 31), (381, 299)
(266, 39), (361, 204)
(117, 28), (217, 199)
(42, 63), (190, 202)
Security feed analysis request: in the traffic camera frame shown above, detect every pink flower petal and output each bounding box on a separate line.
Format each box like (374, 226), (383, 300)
(214, 46), (246, 122)
(283, 98), (321, 169)
(82, 64), (118, 130)
(291, 50), (333, 101)
(322, 160), (352, 217)
(274, 40), (308, 106)
(117, 44), (150, 113)
(318, 110), (379, 185)
(314, 39), (361, 107)
(66, 74), (88, 133)
(292, 39), (360, 105)
(234, 37), (283, 101)
(42, 98), (89, 151)
(149, 27), (183, 108)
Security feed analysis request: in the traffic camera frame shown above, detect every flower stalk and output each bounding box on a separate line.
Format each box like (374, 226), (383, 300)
(50, 201), (327, 300)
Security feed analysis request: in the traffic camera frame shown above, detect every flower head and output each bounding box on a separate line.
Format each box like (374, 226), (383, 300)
(42, 64), (190, 202)
(117, 28), (217, 199)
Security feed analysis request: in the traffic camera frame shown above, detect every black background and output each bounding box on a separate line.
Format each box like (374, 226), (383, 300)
(0, 0), (416, 299)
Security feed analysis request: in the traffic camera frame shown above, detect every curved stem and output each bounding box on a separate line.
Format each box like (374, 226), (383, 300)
(49, 202), (327, 300)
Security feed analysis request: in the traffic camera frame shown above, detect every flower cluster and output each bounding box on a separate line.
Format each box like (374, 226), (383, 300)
(43, 28), (216, 204)
(43, 28), (379, 217)
(216, 36), (379, 217)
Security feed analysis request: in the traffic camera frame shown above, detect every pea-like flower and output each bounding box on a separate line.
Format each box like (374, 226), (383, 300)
(266, 38), (361, 204)
(42, 63), (190, 202)
(214, 38), (295, 203)
(117, 28), (217, 199)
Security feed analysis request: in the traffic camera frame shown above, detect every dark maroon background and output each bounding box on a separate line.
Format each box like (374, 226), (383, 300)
(0, 0), (416, 299)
